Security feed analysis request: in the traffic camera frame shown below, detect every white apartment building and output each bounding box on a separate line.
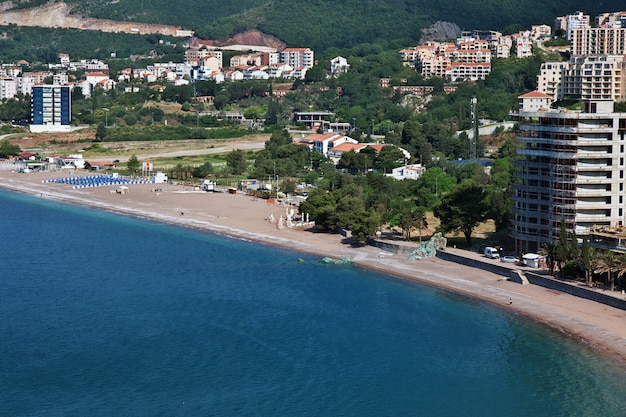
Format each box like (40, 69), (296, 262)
(53, 73), (69, 86)
(514, 33), (533, 58)
(537, 62), (567, 102)
(538, 56), (626, 103)
(555, 11), (590, 40)
(268, 63), (293, 78)
(243, 66), (269, 80)
(0, 77), (18, 100)
(493, 36), (513, 58)
(446, 62), (491, 82)
(69, 59), (109, 72)
(20, 77), (35, 96)
(280, 48), (314, 70)
(454, 48), (491, 64)
(567, 55), (626, 102)
(518, 91), (551, 112)
(511, 100), (626, 253)
(330, 56), (350, 75)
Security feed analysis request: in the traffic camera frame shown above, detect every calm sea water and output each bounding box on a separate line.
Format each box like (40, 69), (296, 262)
(1, 189), (626, 417)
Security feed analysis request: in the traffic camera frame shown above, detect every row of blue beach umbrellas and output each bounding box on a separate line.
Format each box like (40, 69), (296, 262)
(43, 175), (152, 189)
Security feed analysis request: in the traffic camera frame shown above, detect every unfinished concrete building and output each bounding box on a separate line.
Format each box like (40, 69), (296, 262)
(511, 100), (626, 253)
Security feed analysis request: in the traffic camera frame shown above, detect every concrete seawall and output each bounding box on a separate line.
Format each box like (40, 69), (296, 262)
(367, 238), (416, 254)
(436, 249), (626, 311)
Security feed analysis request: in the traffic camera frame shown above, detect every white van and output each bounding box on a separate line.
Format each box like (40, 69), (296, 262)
(484, 247), (500, 259)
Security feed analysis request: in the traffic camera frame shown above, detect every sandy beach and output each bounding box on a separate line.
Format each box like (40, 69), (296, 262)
(3, 169), (626, 368)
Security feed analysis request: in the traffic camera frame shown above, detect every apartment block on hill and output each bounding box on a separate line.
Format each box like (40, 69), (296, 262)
(537, 55), (626, 103)
(571, 26), (626, 56)
(400, 30), (543, 81)
(280, 48), (314, 70)
(555, 11), (590, 40)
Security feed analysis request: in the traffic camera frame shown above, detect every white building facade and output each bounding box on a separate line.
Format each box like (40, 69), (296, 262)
(511, 100), (626, 253)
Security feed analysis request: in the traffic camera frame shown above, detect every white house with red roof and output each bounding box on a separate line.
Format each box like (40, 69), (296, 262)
(58, 53), (70, 67)
(387, 164), (426, 180)
(224, 69), (244, 82)
(296, 133), (358, 157)
(518, 91), (551, 112)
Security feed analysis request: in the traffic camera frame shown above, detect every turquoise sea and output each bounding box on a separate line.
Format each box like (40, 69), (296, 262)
(1, 188), (626, 416)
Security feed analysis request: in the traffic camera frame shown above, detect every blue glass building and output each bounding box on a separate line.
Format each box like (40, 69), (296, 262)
(31, 85), (71, 131)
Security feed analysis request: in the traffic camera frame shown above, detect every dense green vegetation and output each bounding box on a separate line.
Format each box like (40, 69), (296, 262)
(0, 24), (184, 62)
(3, 0), (626, 51)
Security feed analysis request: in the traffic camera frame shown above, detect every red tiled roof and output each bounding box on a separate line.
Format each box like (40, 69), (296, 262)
(519, 91), (550, 98)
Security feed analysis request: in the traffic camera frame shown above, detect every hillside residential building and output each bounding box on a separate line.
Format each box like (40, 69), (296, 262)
(386, 164), (426, 180)
(510, 99), (626, 253)
(184, 48), (223, 66)
(446, 62), (491, 82)
(530, 24), (552, 40)
(536, 62), (567, 102)
(595, 11), (626, 28)
(330, 56), (350, 75)
(293, 111), (335, 131)
(570, 27), (626, 56)
(0, 77), (18, 100)
(493, 36), (514, 58)
(78, 72), (116, 97)
(513, 32), (534, 58)
(518, 91), (551, 112)
(538, 55), (626, 103)
(280, 48), (314, 70)
(555, 11), (590, 40)
(30, 85), (71, 132)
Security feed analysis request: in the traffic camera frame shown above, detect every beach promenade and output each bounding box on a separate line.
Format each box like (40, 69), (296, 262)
(3, 169), (626, 367)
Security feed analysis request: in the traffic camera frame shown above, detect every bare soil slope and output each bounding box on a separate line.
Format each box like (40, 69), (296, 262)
(0, 2), (184, 36)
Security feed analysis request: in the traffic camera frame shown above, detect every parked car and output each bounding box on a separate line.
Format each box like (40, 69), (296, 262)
(501, 256), (519, 263)
(484, 247), (500, 259)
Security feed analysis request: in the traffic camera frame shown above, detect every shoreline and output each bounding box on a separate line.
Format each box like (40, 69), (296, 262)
(3, 170), (626, 369)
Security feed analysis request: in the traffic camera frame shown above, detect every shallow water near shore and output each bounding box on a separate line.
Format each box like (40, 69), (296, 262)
(2, 189), (626, 416)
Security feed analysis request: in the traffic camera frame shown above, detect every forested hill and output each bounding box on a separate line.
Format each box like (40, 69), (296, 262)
(3, 0), (626, 50)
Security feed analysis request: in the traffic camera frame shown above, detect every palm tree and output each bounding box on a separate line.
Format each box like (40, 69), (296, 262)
(614, 253), (626, 291)
(540, 241), (558, 275)
(592, 251), (623, 291)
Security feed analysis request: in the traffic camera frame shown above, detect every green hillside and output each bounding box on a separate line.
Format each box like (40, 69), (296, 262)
(4, 0), (626, 51)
